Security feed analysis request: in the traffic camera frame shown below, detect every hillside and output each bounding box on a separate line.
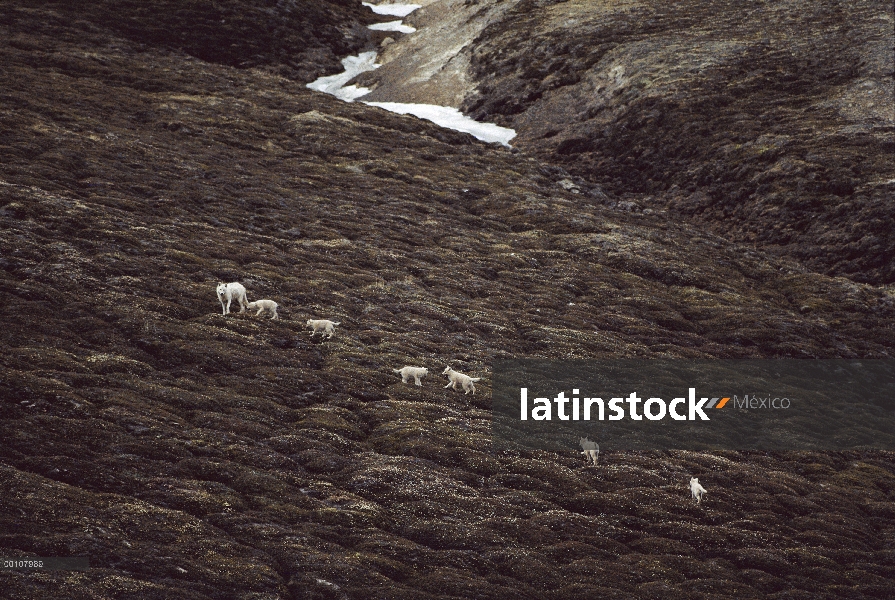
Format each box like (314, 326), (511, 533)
(354, 0), (895, 283)
(460, 0), (895, 284)
(9, 0), (382, 82)
(1, 2), (895, 599)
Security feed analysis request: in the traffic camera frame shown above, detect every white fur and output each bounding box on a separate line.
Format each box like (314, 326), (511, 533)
(442, 367), (481, 395)
(690, 477), (707, 504)
(216, 282), (248, 315)
(246, 299), (278, 320)
(579, 437), (599, 466)
(394, 366), (428, 386)
(307, 319), (340, 338)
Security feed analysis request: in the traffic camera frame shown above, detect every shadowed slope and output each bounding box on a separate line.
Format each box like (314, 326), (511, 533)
(462, 0), (894, 284)
(8, 0), (382, 81)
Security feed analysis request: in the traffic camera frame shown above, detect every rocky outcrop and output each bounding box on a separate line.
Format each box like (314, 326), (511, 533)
(356, 0), (521, 106)
(461, 0), (895, 284)
(1, 2), (894, 599)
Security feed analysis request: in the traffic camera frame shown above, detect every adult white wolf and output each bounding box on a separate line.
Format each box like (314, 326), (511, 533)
(690, 477), (707, 504)
(216, 282), (248, 315)
(579, 437), (599, 466)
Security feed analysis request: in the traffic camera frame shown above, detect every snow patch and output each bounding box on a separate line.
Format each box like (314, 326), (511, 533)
(306, 52), (380, 102)
(365, 102), (516, 146)
(369, 20), (417, 33)
(362, 2), (422, 17)
(306, 4), (516, 146)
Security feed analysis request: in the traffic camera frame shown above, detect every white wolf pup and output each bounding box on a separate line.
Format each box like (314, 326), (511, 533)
(442, 367), (481, 395)
(216, 282), (248, 315)
(246, 299), (278, 320)
(690, 477), (707, 505)
(394, 366), (428, 386)
(307, 319), (340, 338)
(579, 437), (600, 466)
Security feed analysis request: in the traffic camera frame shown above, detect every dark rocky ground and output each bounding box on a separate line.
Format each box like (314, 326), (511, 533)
(10, 0), (386, 82)
(462, 0), (895, 284)
(1, 2), (894, 599)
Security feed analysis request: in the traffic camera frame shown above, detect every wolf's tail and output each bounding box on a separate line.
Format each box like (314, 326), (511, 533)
(471, 378), (482, 382)
(393, 369), (403, 373)
(333, 321), (341, 326)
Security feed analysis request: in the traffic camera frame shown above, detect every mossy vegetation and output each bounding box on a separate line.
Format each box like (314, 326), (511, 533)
(0, 1), (893, 598)
(463, 0), (894, 284)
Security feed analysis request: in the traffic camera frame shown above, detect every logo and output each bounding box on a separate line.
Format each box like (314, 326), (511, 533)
(519, 388), (733, 421)
(493, 359), (895, 451)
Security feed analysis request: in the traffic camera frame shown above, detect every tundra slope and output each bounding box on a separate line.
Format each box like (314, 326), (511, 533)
(15, 0), (396, 82)
(1, 4), (895, 600)
(461, 0), (895, 284)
